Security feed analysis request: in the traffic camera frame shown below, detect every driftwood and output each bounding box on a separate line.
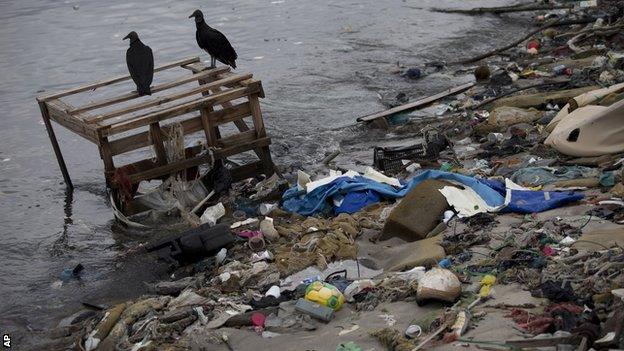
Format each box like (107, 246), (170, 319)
(471, 80), (570, 110)
(457, 18), (561, 64)
(489, 85), (599, 109)
(357, 82), (475, 124)
(434, 3), (573, 15)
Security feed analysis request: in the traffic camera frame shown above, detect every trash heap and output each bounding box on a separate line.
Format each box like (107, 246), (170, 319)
(37, 1), (624, 351)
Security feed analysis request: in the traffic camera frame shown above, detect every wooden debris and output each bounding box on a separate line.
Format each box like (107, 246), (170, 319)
(434, 3), (573, 15)
(489, 86), (599, 109)
(457, 18), (561, 64)
(471, 80), (570, 110)
(357, 82), (475, 125)
(36, 56), (275, 189)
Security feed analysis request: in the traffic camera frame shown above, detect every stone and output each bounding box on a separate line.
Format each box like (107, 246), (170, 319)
(379, 179), (450, 242)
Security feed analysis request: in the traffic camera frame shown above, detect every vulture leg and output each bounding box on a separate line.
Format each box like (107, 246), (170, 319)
(210, 56), (216, 68)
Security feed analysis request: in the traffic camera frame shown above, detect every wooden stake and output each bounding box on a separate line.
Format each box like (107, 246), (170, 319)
(38, 101), (73, 189)
(456, 18), (561, 64)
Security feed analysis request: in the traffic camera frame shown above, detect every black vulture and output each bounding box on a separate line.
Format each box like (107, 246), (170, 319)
(189, 9), (237, 69)
(123, 31), (154, 96)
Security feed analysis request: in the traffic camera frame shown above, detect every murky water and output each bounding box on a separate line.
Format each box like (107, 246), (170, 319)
(0, 0), (523, 347)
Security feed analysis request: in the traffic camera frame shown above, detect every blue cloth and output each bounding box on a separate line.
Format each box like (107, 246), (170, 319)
(334, 190), (381, 214)
(283, 176), (410, 216)
(506, 189), (584, 214)
(479, 179), (584, 214)
(283, 170), (505, 216)
(282, 170), (583, 216)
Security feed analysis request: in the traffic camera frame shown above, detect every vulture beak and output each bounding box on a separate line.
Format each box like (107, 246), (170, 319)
(188, 13), (194, 19)
(123, 34), (130, 40)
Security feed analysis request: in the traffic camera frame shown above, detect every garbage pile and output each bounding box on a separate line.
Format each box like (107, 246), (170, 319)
(36, 1), (624, 350)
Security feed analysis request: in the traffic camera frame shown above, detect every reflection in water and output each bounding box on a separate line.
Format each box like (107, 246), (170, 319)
(49, 189), (73, 257)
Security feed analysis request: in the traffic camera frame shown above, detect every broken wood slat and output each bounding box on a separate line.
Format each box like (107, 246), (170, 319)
(128, 137), (271, 183)
(36, 57), (200, 102)
(85, 73), (252, 123)
(70, 67), (231, 114)
(46, 99), (99, 143)
(357, 82), (475, 123)
(218, 129), (257, 148)
(107, 103), (252, 156)
(104, 83), (260, 136)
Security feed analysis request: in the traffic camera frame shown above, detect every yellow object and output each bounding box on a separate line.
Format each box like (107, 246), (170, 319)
(305, 281), (345, 310)
(479, 275), (496, 298)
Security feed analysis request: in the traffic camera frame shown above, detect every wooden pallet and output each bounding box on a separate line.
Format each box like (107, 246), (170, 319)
(36, 56), (275, 189)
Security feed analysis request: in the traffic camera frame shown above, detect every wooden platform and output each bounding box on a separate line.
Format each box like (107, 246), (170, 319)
(36, 56), (274, 189)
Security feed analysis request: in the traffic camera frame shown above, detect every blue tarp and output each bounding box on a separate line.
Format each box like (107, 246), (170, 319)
(481, 179), (584, 214)
(282, 170), (584, 216)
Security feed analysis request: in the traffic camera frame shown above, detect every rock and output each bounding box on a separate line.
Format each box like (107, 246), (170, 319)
(404, 68), (422, 79)
(161, 307), (195, 323)
(474, 66), (491, 81)
(376, 236), (446, 271)
(416, 268), (461, 305)
(612, 183), (624, 198)
(490, 70), (513, 86)
(152, 277), (197, 295)
(379, 179), (450, 242)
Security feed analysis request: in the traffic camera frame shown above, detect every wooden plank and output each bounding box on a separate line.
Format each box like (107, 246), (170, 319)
(38, 101), (73, 189)
(70, 66), (230, 115)
(229, 161), (264, 182)
(218, 129), (257, 148)
(36, 57), (200, 102)
(149, 123), (168, 166)
(128, 137), (271, 183)
(104, 83), (261, 136)
(182, 63), (265, 98)
(99, 136), (115, 172)
(46, 99), (99, 143)
(200, 108), (218, 146)
(213, 102), (252, 126)
(108, 103), (252, 156)
(188, 71), (270, 172)
(248, 94), (266, 138)
(505, 336), (582, 348)
(197, 75), (219, 147)
(86, 73), (252, 123)
(356, 82), (475, 122)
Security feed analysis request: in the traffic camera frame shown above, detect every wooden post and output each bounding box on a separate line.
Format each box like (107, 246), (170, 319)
(149, 123), (168, 166)
(197, 76), (221, 145)
(38, 101), (73, 189)
(248, 94), (274, 175)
